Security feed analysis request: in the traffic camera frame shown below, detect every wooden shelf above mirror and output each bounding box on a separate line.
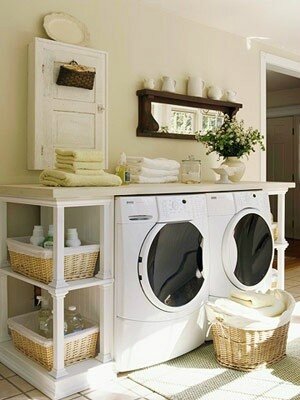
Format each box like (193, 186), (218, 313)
(136, 89), (243, 140)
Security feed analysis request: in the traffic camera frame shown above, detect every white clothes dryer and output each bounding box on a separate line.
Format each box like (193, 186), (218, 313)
(114, 194), (209, 371)
(206, 191), (274, 299)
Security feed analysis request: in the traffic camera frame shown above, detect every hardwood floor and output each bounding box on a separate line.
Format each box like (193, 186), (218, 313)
(285, 238), (300, 269)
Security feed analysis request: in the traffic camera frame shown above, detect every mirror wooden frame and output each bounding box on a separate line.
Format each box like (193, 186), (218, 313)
(136, 89), (243, 140)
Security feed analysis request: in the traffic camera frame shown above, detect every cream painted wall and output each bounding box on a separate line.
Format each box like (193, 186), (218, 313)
(0, 0), (264, 183)
(267, 87), (300, 108)
(1, 0), (300, 184)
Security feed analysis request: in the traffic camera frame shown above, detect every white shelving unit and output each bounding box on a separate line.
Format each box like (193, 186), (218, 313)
(267, 188), (290, 289)
(0, 195), (115, 399)
(0, 181), (294, 399)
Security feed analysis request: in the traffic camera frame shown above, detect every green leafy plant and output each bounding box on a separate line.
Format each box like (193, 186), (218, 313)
(195, 115), (265, 158)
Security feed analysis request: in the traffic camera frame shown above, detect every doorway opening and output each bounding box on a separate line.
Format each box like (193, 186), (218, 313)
(262, 53), (300, 296)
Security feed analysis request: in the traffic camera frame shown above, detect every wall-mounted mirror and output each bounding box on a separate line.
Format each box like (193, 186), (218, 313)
(152, 103), (225, 136)
(136, 89), (242, 140)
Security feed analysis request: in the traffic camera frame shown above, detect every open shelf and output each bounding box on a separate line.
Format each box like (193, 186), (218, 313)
(0, 266), (113, 293)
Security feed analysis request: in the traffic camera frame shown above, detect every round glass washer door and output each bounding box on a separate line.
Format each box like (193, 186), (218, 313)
(138, 221), (206, 313)
(222, 209), (274, 290)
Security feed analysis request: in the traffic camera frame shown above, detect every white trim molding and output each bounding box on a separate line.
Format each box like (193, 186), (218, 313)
(260, 52), (300, 181)
(267, 104), (300, 118)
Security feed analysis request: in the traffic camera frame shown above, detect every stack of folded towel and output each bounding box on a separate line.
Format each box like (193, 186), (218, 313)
(40, 149), (122, 187)
(127, 156), (180, 184)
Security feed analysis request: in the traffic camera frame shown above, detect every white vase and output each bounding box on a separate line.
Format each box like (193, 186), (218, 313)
(221, 157), (245, 182)
(161, 76), (176, 92)
(187, 77), (204, 97)
(207, 86), (223, 100)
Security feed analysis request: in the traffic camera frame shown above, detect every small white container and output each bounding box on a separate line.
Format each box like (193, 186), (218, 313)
(66, 228), (81, 248)
(207, 86), (223, 100)
(143, 78), (155, 89)
(225, 90), (237, 102)
(187, 77), (205, 97)
(161, 76), (176, 92)
(30, 225), (45, 247)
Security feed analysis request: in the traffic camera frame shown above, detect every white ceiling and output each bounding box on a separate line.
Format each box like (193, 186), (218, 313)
(142, 0), (300, 55)
(267, 70), (300, 91)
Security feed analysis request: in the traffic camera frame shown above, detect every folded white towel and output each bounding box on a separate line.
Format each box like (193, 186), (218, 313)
(131, 175), (178, 184)
(129, 165), (179, 178)
(127, 157), (180, 171)
(206, 289), (295, 331)
(230, 289), (275, 308)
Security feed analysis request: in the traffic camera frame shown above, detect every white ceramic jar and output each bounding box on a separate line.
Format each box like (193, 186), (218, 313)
(187, 77), (205, 97)
(161, 76), (176, 92)
(207, 86), (223, 100)
(143, 78), (155, 89)
(225, 90), (237, 102)
(66, 228), (81, 247)
(30, 225), (45, 246)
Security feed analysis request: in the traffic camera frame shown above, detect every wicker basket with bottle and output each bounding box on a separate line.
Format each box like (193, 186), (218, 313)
(8, 311), (99, 371)
(7, 237), (99, 284)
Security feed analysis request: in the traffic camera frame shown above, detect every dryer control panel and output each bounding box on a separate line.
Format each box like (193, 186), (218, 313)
(157, 194), (206, 222)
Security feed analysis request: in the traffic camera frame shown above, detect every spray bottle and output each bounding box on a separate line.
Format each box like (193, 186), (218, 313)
(36, 296), (51, 336)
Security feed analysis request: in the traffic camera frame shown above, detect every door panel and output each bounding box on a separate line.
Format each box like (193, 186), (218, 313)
(267, 117), (294, 238)
(139, 222), (205, 312)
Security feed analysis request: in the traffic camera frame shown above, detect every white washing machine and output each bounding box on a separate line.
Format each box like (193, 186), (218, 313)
(206, 190), (274, 299)
(114, 194), (209, 372)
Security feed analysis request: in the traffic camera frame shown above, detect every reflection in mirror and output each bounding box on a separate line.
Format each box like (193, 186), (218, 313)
(151, 103), (225, 136)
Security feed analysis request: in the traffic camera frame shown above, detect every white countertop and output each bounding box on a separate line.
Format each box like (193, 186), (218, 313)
(0, 181), (295, 201)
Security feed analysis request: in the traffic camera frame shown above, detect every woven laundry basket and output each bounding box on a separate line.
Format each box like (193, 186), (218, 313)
(8, 312), (99, 371)
(211, 320), (289, 371)
(7, 237), (99, 284)
(207, 290), (295, 371)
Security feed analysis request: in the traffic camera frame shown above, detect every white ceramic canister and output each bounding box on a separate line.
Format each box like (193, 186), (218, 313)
(187, 77), (205, 97)
(207, 86), (223, 100)
(161, 76), (176, 92)
(66, 228), (81, 247)
(143, 78), (155, 89)
(225, 90), (237, 102)
(30, 225), (45, 246)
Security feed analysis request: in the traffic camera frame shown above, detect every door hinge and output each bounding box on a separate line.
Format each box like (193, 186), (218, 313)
(292, 219), (295, 228)
(41, 145), (44, 156)
(292, 173), (295, 181)
(292, 128), (295, 135)
(42, 64), (45, 73)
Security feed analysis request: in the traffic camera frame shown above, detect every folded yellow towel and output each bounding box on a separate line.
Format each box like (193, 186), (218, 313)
(40, 169), (122, 187)
(55, 161), (103, 171)
(55, 149), (103, 162)
(56, 169), (105, 176)
(230, 290), (275, 308)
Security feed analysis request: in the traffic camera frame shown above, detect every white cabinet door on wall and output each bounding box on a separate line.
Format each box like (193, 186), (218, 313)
(28, 38), (108, 170)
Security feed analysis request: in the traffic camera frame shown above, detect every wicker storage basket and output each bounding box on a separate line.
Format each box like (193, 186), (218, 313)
(57, 60), (96, 90)
(7, 237), (99, 284)
(211, 320), (289, 371)
(8, 312), (99, 371)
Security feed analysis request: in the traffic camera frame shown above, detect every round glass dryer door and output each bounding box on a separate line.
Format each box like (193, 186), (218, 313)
(138, 222), (205, 312)
(222, 209), (274, 289)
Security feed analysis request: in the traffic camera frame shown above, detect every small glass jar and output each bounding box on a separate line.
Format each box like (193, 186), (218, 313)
(181, 155), (201, 184)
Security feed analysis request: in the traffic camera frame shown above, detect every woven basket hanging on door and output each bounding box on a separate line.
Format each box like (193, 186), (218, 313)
(56, 60), (96, 90)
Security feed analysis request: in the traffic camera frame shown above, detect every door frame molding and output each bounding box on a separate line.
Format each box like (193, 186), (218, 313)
(260, 52), (300, 180)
